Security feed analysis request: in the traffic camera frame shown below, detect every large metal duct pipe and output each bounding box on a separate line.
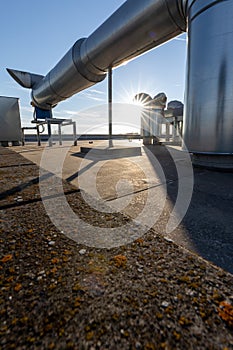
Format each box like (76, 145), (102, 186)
(7, 0), (186, 109)
(7, 0), (233, 168)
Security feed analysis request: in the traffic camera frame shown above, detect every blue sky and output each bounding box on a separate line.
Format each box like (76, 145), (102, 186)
(0, 0), (187, 134)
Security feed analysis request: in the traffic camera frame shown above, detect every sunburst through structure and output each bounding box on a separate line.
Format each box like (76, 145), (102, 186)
(133, 92), (153, 109)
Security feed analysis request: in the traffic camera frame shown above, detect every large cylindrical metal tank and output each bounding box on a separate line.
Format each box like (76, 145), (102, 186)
(183, 0), (233, 168)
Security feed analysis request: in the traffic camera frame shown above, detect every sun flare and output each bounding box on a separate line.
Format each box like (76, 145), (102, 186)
(133, 92), (152, 108)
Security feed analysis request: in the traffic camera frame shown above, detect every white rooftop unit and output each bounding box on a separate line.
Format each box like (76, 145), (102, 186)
(0, 96), (21, 145)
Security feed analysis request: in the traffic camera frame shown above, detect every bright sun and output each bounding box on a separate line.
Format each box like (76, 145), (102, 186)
(117, 80), (153, 109)
(133, 92), (152, 108)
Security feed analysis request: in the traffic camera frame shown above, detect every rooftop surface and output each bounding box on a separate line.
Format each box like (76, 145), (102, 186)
(0, 141), (233, 349)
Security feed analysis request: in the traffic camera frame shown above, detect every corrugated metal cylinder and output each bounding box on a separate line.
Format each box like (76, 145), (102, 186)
(183, 0), (233, 167)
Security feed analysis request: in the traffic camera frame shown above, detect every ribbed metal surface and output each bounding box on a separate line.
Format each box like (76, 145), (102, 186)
(183, 0), (233, 154)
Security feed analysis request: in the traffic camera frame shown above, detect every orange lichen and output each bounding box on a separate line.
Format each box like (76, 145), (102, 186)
(6, 276), (14, 283)
(173, 331), (181, 341)
(50, 267), (57, 274)
(135, 238), (144, 245)
(112, 255), (127, 267)
(145, 342), (156, 350)
(74, 297), (82, 307)
(1, 254), (13, 263)
(86, 331), (94, 340)
(218, 301), (233, 328)
(48, 284), (57, 290)
(178, 316), (192, 327)
(63, 250), (71, 255)
(14, 283), (22, 292)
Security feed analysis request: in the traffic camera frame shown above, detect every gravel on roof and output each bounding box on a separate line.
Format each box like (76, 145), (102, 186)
(0, 147), (233, 350)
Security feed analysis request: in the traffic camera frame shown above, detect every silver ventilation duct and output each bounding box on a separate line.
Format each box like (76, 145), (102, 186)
(7, 0), (187, 109)
(7, 0), (233, 168)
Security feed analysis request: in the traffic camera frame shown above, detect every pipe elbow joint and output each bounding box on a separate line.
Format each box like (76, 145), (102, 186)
(31, 38), (106, 109)
(73, 39), (107, 81)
